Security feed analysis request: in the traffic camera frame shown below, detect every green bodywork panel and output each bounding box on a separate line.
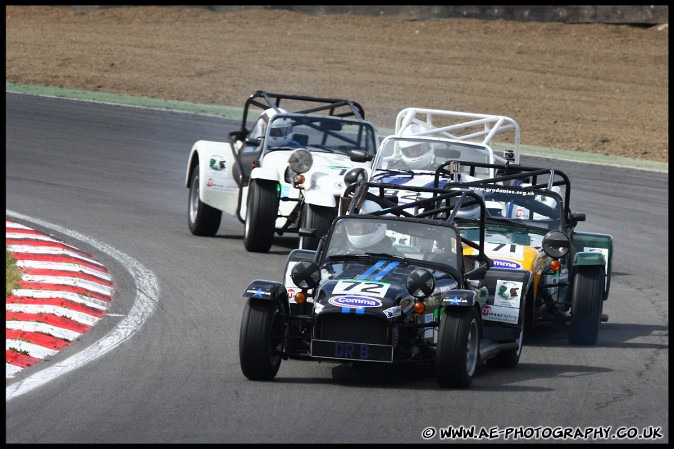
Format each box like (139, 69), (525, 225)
(572, 231), (613, 300)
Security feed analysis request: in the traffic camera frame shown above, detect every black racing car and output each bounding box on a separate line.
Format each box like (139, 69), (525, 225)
(239, 182), (542, 388)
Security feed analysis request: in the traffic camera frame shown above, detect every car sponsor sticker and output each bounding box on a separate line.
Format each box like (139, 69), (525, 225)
(424, 313), (434, 339)
(333, 279), (390, 297)
(495, 280), (523, 307)
(328, 295), (382, 308)
(383, 305), (401, 319)
(481, 304), (519, 325)
(491, 258), (522, 269)
(208, 155), (227, 172)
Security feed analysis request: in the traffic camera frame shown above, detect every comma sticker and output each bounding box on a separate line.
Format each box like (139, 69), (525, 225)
(329, 295), (382, 308)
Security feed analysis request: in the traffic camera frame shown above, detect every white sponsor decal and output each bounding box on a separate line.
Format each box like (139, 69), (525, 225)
(333, 279), (389, 297)
(495, 280), (523, 306)
(481, 304), (520, 325)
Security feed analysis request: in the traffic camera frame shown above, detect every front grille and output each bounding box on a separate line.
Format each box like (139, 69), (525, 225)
(315, 313), (389, 345)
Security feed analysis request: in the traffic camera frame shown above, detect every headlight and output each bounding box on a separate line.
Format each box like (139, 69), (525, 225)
(406, 268), (435, 298)
(288, 149), (313, 174)
(290, 261), (321, 290)
(542, 230), (570, 258)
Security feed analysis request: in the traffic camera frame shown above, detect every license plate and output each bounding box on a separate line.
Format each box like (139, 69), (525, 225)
(311, 339), (393, 362)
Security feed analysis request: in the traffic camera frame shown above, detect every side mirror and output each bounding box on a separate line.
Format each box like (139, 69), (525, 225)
(465, 263), (489, 281)
(348, 149), (373, 162)
(245, 137), (262, 146)
(568, 212), (586, 227)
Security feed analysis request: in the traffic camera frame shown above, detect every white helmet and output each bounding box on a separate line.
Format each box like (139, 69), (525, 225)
(451, 189), (484, 219)
(262, 108), (293, 147)
(346, 201), (387, 248)
(399, 123), (434, 169)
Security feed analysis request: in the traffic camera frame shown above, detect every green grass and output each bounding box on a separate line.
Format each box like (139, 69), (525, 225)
(6, 246), (23, 296)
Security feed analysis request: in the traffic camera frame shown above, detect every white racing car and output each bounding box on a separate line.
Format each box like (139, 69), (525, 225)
(186, 91), (379, 252)
(337, 107), (524, 212)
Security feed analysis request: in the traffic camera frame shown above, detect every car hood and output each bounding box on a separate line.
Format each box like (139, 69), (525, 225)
(312, 260), (457, 319)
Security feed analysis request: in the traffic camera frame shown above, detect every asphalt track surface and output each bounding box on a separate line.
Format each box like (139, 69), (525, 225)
(5, 90), (669, 444)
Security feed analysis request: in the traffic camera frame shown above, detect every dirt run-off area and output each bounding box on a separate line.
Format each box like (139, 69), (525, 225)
(5, 6), (669, 163)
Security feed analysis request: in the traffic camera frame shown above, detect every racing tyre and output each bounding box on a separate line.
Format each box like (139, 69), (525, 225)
(436, 307), (481, 388)
(239, 299), (284, 381)
(243, 180), (279, 252)
(568, 265), (604, 345)
(486, 326), (523, 369)
(299, 204), (336, 250)
(188, 165), (222, 236)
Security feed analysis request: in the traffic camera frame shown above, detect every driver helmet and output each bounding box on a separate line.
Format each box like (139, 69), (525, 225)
(345, 201), (387, 249)
(262, 108), (293, 147)
(451, 189), (484, 219)
(399, 123), (434, 169)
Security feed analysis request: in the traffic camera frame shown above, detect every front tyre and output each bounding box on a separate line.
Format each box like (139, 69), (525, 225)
(239, 299), (284, 381)
(188, 165), (222, 236)
(243, 180), (279, 252)
(568, 265), (604, 345)
(299, 204), (335, 250)
(436, 307), (481, 388)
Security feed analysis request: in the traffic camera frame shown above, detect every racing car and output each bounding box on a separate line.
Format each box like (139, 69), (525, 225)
(239, 181), (534, 388)
(341, 107), (523, 194)
(432, 160), (613, 345)
(185, 90), (379, 252)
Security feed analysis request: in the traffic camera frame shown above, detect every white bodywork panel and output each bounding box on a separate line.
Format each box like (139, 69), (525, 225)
(186, 140), (240, 216)
(189, 144), (372, 228)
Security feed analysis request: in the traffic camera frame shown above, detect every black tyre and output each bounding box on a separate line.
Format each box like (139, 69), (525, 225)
(523, 288), (535, 334)
(188, 164), (222, 236)
(568, 265), (605, 345)
(239, 299), (284, 381)
(243, 180), (279, 252)
(436, 307), (481, 388)
(486, 326), (523, 369)
(299, 204), (336, 250)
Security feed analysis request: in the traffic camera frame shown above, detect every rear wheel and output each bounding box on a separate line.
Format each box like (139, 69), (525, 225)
(243, 180), (279, 252)
(486, 326), (523, 368)
(188, 165), (222, 236)
(568, 265), (604, 345)
(299, 204), (335, 250)
(239, 299), (284, 380)
(436, 307), (480, 388)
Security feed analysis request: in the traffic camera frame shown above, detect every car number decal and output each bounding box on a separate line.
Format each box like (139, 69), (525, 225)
(333, 280), (390, 297)
(485, 242), (525, 259)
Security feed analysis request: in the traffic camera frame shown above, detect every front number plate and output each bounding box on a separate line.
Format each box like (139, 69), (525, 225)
(311, 339), (393, 362)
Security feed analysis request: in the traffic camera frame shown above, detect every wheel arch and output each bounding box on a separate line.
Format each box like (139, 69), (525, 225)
(243, 280), (290, 316)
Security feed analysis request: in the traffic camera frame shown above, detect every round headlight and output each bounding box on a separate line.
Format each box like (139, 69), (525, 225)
(542, 230), (570, 258)
(406, 268), (435, 299)
(290, 261), (321, 290)
(288, 149), (313, 174)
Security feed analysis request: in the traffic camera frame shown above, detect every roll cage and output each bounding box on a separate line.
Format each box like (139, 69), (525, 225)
(430, 160), (586, 229)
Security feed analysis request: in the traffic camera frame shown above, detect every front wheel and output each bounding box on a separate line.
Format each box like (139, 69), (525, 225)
(568, 265), (604, 345)
(243, 180), (279, 252)
(239, 299), (284, 381)
(436, 307), (481, 388)
(299, 204), (335, 250)
(188, 164), (222, 236)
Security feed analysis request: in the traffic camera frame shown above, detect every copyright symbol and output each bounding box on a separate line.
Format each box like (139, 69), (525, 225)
(422, 427), (436, 439)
